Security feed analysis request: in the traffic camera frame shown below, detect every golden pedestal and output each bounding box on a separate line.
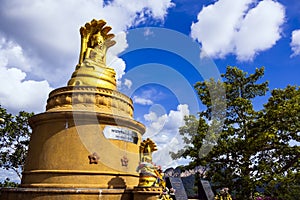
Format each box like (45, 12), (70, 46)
(0, 19), (165, 199)
(133, 187), (163, 200)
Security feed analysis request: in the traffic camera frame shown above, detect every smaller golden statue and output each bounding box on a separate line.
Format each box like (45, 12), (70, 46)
(136, 138), (173, 199)
(136, 138), (165, 188)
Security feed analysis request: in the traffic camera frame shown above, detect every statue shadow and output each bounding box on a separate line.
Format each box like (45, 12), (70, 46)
(107, 176), (127, 189)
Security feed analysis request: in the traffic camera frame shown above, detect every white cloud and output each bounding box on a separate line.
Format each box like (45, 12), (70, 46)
(129, 87), (167, 107)
(290, 29), (300, 57)
(234, 0), (285, 60)
(0, 37), (52, 113)
(143, 104), (190, 169)
(144, 111), (159, 121)
(191, 0), (252, 58)
(107, 31), (128, 82)
(133, 96), (153, 105)
(191, 0), (285, 61)
(144, 111), (167, 135)
(153, 137), (191, 169)
(164, 105), (189, 129)
(0, 37), (35, 72)
(144, 28), (155, 36)
(123, 79), (132, 89)
(0, 66), (52, 114)
(107, 0), (174, 26)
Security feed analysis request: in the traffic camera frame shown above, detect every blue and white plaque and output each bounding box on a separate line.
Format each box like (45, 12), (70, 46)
(103, 126), (139, 144)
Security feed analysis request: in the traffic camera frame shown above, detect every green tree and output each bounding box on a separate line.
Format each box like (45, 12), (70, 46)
(0, 105), (33, 184)
(172, 66), (299, 199)
(256, 85), (300, 199)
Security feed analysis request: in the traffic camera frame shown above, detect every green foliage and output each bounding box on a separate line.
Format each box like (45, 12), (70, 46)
(171, 66), (300, 199)
(0, 105), (33, 184)
(257, 85), (300, 199)
(0, 178), (19, 187)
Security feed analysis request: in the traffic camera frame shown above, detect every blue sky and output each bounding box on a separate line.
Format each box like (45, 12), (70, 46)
(0, 0), (300, 179)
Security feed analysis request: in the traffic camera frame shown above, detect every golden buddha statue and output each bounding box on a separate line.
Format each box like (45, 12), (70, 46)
(68, 19), (117, 89)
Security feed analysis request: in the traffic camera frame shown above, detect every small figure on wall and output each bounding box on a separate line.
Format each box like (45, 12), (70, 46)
(136, 138), (164, 187)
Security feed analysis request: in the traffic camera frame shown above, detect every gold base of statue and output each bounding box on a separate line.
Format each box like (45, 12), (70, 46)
(1, 188), (134, 200)
(1, 187), (165, 200)
(133, 187), (163, 200)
